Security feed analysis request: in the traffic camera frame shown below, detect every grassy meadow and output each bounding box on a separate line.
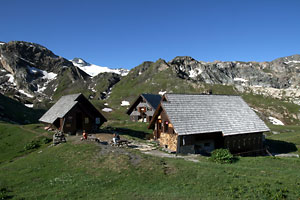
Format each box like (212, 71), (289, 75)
(0, 121), (300, 199)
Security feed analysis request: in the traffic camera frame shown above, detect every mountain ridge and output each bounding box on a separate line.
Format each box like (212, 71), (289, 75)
(1, 40), (300, 125)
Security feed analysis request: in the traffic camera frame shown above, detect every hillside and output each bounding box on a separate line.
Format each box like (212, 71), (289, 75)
(0, 122), (300, 199)
(0, 93), (44, 124)
(106, 58), (300, 126)
(1, 40), (300, 126)
(0, 41), (125, 108)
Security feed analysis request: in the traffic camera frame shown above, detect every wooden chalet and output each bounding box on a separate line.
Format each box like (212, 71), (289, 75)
(39, 93), (107, 134)
(127, 93), (162, 122)
(148, 94), (270, 155)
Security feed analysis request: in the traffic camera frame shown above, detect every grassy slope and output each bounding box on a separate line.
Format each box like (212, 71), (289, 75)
(0, 122), (300, 199)
(0, 123), (52, 164)
(104, 59), (300, 126)
(0, 94), (44, 124)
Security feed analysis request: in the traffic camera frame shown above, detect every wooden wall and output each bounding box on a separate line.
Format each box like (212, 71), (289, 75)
(224, 132), (264, 154)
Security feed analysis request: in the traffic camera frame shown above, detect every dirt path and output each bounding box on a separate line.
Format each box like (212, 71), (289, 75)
(70, 133), (201, 163)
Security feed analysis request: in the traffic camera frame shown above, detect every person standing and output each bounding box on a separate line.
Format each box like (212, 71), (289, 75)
(83, 130), (88, 140)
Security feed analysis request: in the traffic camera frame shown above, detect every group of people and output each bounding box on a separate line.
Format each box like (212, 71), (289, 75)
(81, 130), (120, 145)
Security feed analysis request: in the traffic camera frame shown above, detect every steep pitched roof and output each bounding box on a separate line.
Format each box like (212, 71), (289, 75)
(141, 94), (161, 110)
(150, 94), (269, 136)
(39, 93), (107, 125)
(127, 93), (162, 115)
(39, 94), (81, 124)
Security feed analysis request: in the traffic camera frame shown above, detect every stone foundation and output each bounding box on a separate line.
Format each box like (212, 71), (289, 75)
(159, 132), (178, 151)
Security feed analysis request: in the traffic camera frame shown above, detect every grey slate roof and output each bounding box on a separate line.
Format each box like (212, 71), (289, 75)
(39, 93), (81, 124)
(162, 94), (270, 136)
(141, 94), (161, 110)
(130, 111), (140, 116)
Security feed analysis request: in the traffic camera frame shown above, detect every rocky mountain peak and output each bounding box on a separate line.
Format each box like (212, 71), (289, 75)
(71, 57), (90, 67)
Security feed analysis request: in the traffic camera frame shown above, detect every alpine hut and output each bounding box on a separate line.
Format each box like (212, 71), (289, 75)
(39, 93), (107, 134)
(127, 93), (162, 122)
(148, 94), (270, 155)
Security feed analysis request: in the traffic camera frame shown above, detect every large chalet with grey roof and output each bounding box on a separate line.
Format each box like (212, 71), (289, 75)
(148, 94), (270, 155)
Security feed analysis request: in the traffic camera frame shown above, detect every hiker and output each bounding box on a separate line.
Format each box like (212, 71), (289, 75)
(113, 133), (120, 144)
(83, 130), (88, 140)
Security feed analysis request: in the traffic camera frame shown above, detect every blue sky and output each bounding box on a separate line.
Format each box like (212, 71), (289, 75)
(1, 0), (300, 69)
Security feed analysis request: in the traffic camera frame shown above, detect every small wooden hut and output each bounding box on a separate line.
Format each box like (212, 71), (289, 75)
(39, 93), (107, 134)
(148, 94), (270, 155)
(127, 93), (162, 122)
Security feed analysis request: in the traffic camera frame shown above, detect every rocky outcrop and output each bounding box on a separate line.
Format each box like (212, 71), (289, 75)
(168, 55), (300, 104)
(0, 41), (93, 105)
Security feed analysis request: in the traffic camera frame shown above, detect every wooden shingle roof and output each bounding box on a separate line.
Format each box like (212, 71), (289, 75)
(154, 94), (270, 136)
(39, 94), (81, 124)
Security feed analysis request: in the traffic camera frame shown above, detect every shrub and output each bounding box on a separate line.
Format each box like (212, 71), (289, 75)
(41, 137), (52, 144)
(210, 149), (234, 164)
(24, 141), (40, 151)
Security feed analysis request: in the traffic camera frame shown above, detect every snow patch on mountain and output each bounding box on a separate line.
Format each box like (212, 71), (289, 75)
(19, 89), (34, 98)
(25, 104), (34, 108)
(284, 60), (300, 64)
(234, 78), (248, 82)
(71, 58), (129, 77)
(269, 117), (284, 125)
(6, 74), (17, 85)
(102, 108), (113, 112)
(121, 101), (130, 106)
(189, 68), (203, 78)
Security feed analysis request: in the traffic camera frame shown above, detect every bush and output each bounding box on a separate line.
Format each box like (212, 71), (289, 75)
(41, 137), (52, 144)
(24, 141), (40, 151)
(210, 149), (234, 164)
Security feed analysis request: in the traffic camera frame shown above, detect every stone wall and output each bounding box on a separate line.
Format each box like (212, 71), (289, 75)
(159, 132), (178, 151)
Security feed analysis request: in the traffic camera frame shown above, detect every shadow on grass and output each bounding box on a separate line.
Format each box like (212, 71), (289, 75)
(265, 139), (298, 154)
(99, 126), (149, 139)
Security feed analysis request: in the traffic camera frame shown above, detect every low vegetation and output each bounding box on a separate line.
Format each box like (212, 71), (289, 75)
(210, 149), (235, 164)
(0, 122), (300, 199)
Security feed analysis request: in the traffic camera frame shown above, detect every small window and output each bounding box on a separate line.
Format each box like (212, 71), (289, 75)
(85, 117), (89, 124)
(68, 116), (73, 120)
(164, 121), (168, 133)
(95, 118), (100, 124)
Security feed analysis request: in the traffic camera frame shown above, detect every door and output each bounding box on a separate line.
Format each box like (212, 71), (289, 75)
(156, 121), (161, 139)
(76, 113), (83, 130)
(195, 140), (215, 154)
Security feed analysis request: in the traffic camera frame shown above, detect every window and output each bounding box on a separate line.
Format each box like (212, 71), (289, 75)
(85, 117), (89, 124)
(164, 121), (168, 133)
(95, 118), (100, 124)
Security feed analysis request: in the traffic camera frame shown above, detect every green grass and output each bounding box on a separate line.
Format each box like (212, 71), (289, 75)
(0, 94), (44, 124)
(0, 122), (300, 199)
(266, 124), (300, 154)
(242, 93), (300, 125)
(0, 123), (52, 164)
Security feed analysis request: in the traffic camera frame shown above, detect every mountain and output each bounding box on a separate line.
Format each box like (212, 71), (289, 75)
(1, 40), (300, 125)
(0, 41), (123, 108)
(107, 56), (300, 125)
(71, 58), (129, 77)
